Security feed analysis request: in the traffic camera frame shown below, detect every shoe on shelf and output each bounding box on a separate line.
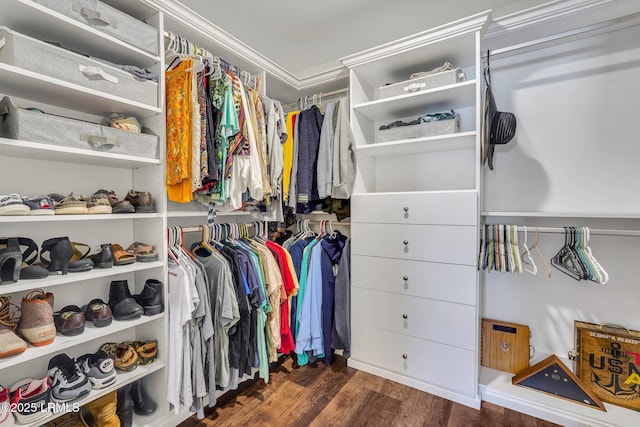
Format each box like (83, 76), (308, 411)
(54, 305), (85, 336)
(108, 280), (143, 320)
(124, 190), (154, 213)
(90, 244), (114, 269)
(0, 237), (22, 284)
(100, 342), (140, 372)
(83, 299), (113, 328)
(96, 189), (135, 214)
(85, 191), (112, 215)
(0, 194), (30, 216)
(127, 242), (158, 262)
(0, 385), (15, 427)
(116, 383), (134, 427)
(17, 289), (56, 347)
(0, 237), (50, 280)
(129, 340), (157, 365)
(9, 377), (51, 425)
(111, 244), (136, 266)
(40, 237), (73, 275)
(134, 279), (164, 315)
(48, 353), (91, 403)
(42, 410), (84, 427)
(81, 390), (118, 427)
(22, 195), (55, 216)
(52, 193), (89, 215)
(0, 296), (28, 358)
(76, 350), (116, 390)
(130, 379), (157, 416)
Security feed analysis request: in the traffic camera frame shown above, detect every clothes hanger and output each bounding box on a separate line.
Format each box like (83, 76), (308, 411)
(520, 226), (538, 275)
(551, 227), (583, 280)
(528, 226), (551, 277)
(583, 227), (609, 284)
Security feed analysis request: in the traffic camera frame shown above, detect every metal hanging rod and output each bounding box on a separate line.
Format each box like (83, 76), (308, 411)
(486, 225), (640, 238)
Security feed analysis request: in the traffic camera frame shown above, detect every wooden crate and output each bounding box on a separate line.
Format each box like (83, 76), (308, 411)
(575, 321), (640, 411)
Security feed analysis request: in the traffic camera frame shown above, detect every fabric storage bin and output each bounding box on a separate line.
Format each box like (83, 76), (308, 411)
(378, 68), (466, 99)
(378, 114), (460, 143)
(0, 97), (159, 159)
(0, 27), (157, 107)
(31, 0), (159, 55)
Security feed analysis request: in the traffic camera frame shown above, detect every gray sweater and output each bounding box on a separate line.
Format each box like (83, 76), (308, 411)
(316, 102), (336, 199)
(331, 98), (356, 199)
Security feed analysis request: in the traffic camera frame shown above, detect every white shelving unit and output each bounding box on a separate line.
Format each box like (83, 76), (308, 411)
(0, 1), (168, 425)
(341, 11), (489, 410)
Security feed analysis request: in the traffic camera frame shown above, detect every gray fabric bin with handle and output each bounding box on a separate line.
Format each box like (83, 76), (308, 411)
(0, 27), (157, 107)
(0, 97), (158, 159)
(377, 114), (460, 143)
(32, 0), (159, 55)
(378, 68), (466, 100)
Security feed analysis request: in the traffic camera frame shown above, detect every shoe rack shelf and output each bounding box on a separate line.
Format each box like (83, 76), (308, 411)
(0, 313), (164, 370)
(0, 0), (168, 423)
(0, 137), (161, 169)
(23, 361), (166, 427)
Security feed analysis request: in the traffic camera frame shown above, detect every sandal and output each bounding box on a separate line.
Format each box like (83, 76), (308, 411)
(0, 237), (48, 280)
(0, 194), (30, 216)
(123, 340), (157, 365)
(100, 342), (139, 372)
(127, 242), (158, 262)
(111, 244), (136, 266)
(70, 242), (91, 261)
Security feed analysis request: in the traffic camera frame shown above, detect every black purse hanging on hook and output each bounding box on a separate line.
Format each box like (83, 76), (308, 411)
(482, 50), (517, 170)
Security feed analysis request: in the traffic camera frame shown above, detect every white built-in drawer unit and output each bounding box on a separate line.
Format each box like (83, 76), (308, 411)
(352, 287), (476, 350)
(351, 255), (476, 305)
(351, 322), (477, 397)
(351, 190), (477, 225)
(351, 223), (477, 265)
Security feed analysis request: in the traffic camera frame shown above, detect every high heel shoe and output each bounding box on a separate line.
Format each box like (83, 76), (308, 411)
(0, 237), (49, 280)
(40, 237), (73, 275)
(0, 237), (22, 284)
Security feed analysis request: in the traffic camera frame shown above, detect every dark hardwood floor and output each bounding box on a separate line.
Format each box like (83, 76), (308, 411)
(179, 356), (559, 427)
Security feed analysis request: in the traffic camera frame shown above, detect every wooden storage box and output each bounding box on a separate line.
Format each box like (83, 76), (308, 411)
(0, 27), (158, 107)
(377, 68), (465, 99)
(481, 318), (530, 374)
(31, 0), (159, 55)
(0, 97), (159, 159)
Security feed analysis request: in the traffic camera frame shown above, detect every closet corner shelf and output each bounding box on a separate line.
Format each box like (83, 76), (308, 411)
(352, 80), (476, 122)
(0, 261), (165, 294)
(0, 63), (161, 119)
(0, 213), (163, 223)
(480, 353), (640, 427)
(0, 137), (161, 168)
(357, 131), (476, 157)
(481, 211), (640, 219)
(4, 0), (160, 68)
(25, 361), (165, 427)
(0, 313), (165, 371)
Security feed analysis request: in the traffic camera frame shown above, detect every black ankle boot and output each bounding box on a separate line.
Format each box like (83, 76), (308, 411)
(130, 379), (157, 415)
(116, 383), (134, 427)
(40, 237), (73, 275)
(108, 280), (143, 320)
(134, 279), (164, 316)
(0, 237), (21, 284)
(90, 243), (114, 269)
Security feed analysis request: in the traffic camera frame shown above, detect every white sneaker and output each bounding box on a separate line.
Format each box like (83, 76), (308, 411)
(0, 386), (15, 427)
(0, 194), (30, 216)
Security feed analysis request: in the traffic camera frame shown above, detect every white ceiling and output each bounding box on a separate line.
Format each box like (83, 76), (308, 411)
(177, 0), (547, 80)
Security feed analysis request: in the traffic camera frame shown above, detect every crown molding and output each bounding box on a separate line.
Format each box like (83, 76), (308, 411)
(340, 11), (491, 69)
(141, 0), (639, 94)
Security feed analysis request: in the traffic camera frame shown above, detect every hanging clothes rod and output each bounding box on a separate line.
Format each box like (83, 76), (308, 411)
(485, 11), (640, 59)
(492, 225), (640, 238)
(179, 224), (256, 234)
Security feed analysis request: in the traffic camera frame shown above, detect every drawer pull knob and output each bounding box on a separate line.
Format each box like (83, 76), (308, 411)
(403, 240), (409, 245)
(403, 276), (408, 281)
(403, 207), (409, 212)
(402, 354), (408, 360)
(402, 314), (408, 319)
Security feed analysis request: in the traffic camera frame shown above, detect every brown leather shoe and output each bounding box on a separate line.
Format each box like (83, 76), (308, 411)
(95, 190), (135, 214)
(124, 190), (154, 213)
(84, 299), (113, 328)
(54, 305), (85, 336)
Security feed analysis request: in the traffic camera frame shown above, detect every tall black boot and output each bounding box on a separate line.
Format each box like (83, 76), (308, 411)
(130, 379), (157, 415)
(116, 383), (133, 427)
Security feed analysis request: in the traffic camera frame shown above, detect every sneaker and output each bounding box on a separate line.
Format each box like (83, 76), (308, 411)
(83, 299), (113, 328)
(52, 193), (89, 215)
(0, 296), (28, 358)
(21, 195), (55, 216)
(48, 354), (91, 403)
(9, 377), (50, 424)
(84, 192), (112, 215)
(0, 385), (16, 426)
(0, 194), (30, 216)
(17, 290), (56, 347)
(54, 305), (85, 336)
(76, 350), (116, 389)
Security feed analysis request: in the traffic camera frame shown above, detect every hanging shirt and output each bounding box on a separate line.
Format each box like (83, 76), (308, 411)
(316, 102), (336, 199)
(295, 241), (325, 364)
(283, 111), (298, 200)
(332, 97), (357, 199)
(296, 105), (324, 212)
